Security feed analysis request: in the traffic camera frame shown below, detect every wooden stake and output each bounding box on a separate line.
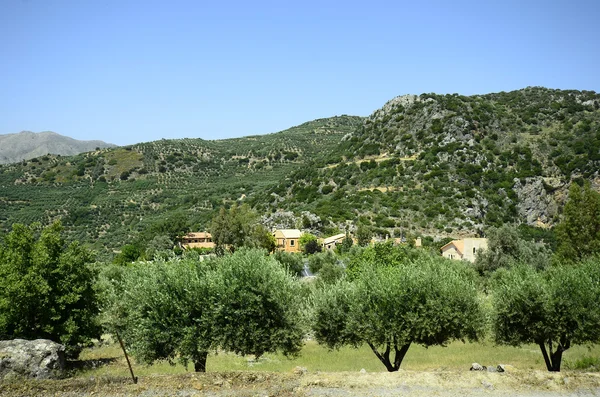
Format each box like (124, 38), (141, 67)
(116, 331), (138, 384)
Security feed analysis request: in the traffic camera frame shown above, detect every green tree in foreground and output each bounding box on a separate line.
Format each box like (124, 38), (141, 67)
(101, 257), (215, 371)
(312, 256), (482, 371)
(211, 249), (305, 359)
(273, 250), (304, 277)
(0, 222), (100, 357)
(491, 259), (600, 371)
(101, 249), (304, 371)
(555, 183), (600, 261)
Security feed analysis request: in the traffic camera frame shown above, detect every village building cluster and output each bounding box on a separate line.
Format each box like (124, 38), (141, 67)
(180, 229), (488, 262)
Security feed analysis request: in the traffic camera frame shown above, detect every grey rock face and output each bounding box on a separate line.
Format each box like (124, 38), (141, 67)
(513, 177), (565, 227)
(0, 339), (66, 380)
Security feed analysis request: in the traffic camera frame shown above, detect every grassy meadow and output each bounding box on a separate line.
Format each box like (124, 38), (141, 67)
(76, 339), (600, 378)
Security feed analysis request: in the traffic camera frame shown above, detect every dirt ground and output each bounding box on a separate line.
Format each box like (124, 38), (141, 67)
(1, 369), (600, 397)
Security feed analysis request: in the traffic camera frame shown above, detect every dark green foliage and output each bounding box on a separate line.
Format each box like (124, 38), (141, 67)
(312, 255), (482, 371)
(210, 204), (262, 253)
(555, 183), (600, 261)
(113, 244), (144, 265)
(101, 249), (304, 371)
(99, 255), (215, 371)
(212, 249), (304, 359)
(336, 233), (353, 254)
(0, 222), (100, 358)
(491, 259), (600, 371)
(356, 224), (373, 246)
(304, 239), (322, 255)
(299, 233), (321, 255)
(308, 250), (338, 274)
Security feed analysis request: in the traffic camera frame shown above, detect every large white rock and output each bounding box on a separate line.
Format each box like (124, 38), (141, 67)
(0, 339), (65, 379)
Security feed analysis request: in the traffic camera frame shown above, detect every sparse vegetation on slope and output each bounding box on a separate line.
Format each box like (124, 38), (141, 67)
(255, 87), (600, 240)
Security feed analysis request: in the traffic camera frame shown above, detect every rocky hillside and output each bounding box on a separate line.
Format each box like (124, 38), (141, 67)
(0, 131), (116, 164)
(0, 116), (362, 255)
(253, 87), (600, 238)
(2, 87), (599, 253)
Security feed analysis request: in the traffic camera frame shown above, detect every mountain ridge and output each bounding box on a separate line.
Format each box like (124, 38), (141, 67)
(1, 88), (599, 256)
(0, 130), (117, 165)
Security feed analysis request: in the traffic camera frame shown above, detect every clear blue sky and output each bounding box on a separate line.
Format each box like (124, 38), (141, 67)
(1, 0), (599, 146)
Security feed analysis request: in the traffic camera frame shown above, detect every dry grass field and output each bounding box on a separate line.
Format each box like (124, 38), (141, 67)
(2, 340), (599, 397)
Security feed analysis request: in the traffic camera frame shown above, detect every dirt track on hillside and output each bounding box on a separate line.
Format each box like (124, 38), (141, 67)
(1, 369), (600, 397)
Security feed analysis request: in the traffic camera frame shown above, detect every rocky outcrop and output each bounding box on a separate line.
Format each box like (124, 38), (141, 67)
(513, 177), (566, 228)
(0, 339), (65, 380)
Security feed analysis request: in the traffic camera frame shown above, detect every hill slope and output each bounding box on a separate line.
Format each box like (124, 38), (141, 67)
(253, 87), (600, 238)
(0, 131), (116, 164)
(0, 116), (362, 255)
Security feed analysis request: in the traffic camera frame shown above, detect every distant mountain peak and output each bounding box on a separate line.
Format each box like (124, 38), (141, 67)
(0, 131), (116, 164)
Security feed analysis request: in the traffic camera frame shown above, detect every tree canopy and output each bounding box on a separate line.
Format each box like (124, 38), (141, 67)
(555, 183), (600, 261)
(491, 258), (600, 371)
(100, 248), (304, 371)
(209, 204), (274, 254)
(312, 255), (482, 371)
(0, 222), (100, 357)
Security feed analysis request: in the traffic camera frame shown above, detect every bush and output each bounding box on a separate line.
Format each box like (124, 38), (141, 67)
(0, 222), (100, 358)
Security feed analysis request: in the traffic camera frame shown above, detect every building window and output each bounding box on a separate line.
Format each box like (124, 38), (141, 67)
(290, 240), (295, 246)
(473, 247), (476, 254)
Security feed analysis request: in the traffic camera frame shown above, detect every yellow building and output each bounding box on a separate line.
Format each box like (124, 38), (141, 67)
(180, 232), (215, 249)
(440, 238), (488, 262)
(273, 229), (302, 253)
(322, 233), (347, 250)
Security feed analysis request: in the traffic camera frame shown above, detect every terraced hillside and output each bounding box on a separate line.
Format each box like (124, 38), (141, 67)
(0, 116), (362, 256)
(253, 87), (600, 239)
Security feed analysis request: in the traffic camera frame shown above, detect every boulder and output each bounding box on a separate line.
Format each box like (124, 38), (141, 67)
(470, 363), (486, 371)
(0, 339), (65, 380)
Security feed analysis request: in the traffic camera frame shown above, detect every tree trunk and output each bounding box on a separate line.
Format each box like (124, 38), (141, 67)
(193, 352), (208, 372)
(368, 342), (411, 372)
(538, 342), (553, 371)
(538, 338), (569, 372)
(550, 349), (563, 372)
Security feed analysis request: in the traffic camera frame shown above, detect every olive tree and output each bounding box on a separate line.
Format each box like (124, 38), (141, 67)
(101, 249), (304, 371)
(211, 249), (305, 359)
(475, 224), (550, 275)
(312, 256), (482, 371)
(491, 258), (600, 371)
(100, 257), (216, 371)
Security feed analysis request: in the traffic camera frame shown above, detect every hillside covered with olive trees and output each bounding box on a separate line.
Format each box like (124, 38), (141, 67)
(1, 87), (599, 255)
(0, 116), (362, 256)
